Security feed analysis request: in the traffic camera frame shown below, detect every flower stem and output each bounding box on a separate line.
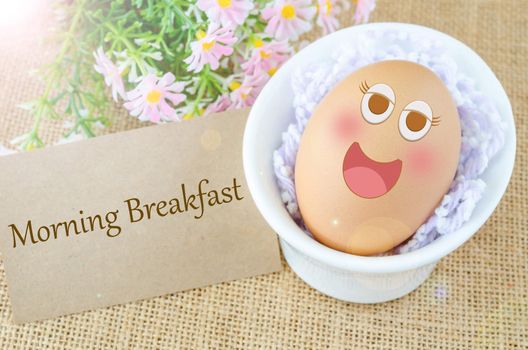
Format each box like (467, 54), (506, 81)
(105, 22), (148, 76)
(27, 0), (87, 147)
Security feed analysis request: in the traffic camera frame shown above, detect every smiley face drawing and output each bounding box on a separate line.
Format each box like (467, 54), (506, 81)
(295, 61), (461, 256)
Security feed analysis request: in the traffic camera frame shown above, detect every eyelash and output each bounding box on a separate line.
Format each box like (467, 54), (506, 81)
(432, 116), (441, 126)
(359, 81), (370, 94)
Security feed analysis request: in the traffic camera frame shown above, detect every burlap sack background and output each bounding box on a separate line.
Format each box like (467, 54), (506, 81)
(0, 0), (526, 348)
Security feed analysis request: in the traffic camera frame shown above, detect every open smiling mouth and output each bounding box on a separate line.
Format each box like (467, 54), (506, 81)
(342, 142), (402, 199)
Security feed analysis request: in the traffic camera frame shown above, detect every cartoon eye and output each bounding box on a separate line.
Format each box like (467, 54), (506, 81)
(360, 83), (395, 124)
(398, 100), (435, 141)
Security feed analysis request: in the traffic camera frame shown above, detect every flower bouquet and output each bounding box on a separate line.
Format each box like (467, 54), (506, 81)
(15, 0), (375, 150)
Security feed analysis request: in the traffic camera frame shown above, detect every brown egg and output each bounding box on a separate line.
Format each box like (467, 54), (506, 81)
(295, 60), (461, 256)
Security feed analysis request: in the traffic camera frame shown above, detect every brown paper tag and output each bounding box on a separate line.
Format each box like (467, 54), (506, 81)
(0, 108), (281, 323)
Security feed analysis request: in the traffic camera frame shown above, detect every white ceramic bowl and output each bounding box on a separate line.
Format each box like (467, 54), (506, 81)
(243, 23), (516, 303)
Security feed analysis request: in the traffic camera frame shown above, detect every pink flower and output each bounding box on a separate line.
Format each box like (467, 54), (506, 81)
(204, 94), (232, 115)
(228, 74), (268, 108)
(262, 0), (316, 40)
(241, 38), (292, 75)
(197, 0), (253, 28)
(184, 24), (237, 72)
(93, 47), (126, 102)
(123, 72), (186, 123)
(354, 0), (376, 24)
(316, 0), (340, 34)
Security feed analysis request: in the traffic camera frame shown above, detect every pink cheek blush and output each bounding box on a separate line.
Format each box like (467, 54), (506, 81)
(333, 112), (362, 140)
(406, 146), (436, 175)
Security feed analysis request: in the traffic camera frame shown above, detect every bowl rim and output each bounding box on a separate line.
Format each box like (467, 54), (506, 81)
(243, 22), (516, 274)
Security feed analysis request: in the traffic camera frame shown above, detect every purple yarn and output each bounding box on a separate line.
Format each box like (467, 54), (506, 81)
(273, 29), (506, 255)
